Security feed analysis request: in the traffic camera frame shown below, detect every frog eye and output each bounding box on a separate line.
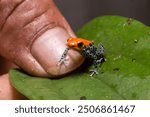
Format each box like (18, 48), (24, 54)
(77, 42), (83, 48)
(71, 45), (75, 47)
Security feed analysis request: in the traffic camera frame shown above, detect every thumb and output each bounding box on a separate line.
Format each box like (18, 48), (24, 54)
(31, 27), (84, 77)
(0, 0), (84, 77)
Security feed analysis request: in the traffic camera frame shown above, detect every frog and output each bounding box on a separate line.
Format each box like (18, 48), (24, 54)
(59, 37), (106, 76)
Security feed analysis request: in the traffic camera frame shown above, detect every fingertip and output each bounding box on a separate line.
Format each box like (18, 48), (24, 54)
(31, 27), (84, 77)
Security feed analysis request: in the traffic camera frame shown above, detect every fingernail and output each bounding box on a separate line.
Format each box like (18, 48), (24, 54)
(31, 27), (84, 77)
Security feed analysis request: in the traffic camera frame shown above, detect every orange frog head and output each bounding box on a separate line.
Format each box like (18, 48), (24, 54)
(67, 37), (93, 51)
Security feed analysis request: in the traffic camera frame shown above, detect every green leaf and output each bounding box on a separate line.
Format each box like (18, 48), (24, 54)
(10, 16), (150, 100)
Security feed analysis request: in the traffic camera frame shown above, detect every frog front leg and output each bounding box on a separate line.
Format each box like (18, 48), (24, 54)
(58, 47), (70, 66)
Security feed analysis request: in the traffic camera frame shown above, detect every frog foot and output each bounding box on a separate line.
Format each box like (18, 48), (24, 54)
(58, 56), (69, 67)
(89, 68), (99, 77)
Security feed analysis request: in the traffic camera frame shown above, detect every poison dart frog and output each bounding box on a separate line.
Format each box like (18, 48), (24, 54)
(59, 37), (106, 76)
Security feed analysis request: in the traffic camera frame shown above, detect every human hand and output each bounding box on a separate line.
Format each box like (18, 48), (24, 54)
(0, 0), (84, 99)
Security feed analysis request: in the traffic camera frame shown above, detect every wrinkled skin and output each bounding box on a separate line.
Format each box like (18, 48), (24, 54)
(0, 0), (84, 99)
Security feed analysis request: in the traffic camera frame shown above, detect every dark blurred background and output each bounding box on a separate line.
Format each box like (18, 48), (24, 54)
(55, 0), (150, 32)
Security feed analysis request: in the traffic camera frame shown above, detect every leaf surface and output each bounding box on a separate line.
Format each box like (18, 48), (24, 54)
(10, 16), (150, 99)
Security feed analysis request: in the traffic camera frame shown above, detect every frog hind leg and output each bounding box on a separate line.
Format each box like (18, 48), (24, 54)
(89, 67), (99, 77)
(89, 57), (104, 77)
